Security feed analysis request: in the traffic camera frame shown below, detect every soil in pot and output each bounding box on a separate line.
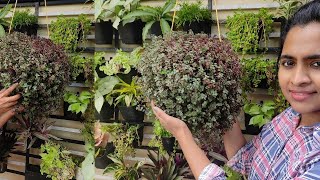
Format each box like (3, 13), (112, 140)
(95, 143), (115, 169)
(161, 137), (175, 154)
(95, 103), (115, 122)
(118, 106), (144, 123)
(182, 20), (212, 35)
(244, 114), (262, 135)
(95, 20), (113, 44)
(118, 20), (144, 44)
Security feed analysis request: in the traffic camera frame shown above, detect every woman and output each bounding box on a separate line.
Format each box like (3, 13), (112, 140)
(151, 0), (320, 179)
(0, 83), (22, 128)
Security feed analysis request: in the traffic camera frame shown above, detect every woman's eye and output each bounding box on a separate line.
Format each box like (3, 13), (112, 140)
(281, 60), (295, 67)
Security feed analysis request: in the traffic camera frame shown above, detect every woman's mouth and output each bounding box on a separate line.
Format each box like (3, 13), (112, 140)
(289, 90), (317, 101)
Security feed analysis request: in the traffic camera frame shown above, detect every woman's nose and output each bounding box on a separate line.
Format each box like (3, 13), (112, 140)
(291, 65), (312, 86)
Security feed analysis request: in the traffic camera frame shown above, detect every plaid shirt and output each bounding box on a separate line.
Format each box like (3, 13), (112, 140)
(199, 107), (320, 180)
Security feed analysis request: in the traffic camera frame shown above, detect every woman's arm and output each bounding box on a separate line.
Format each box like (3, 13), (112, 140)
(223, 121), (246, 159)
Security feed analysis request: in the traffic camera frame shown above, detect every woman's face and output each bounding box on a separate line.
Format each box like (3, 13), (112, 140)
(279, 22), (320, 114)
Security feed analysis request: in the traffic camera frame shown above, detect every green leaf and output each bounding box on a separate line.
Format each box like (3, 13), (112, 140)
(162, 0), (175, 16)
(113, 16), (121, 29)
(142, 21), (155, 40)
(96, 76), (119, 95)
(0, 25), (5, 38)
(95, 91), (104, 113)
(81, 151), (95, 180)
(0, 4), (12, 19)
(249, 115), (264, 126)
(160, 19), (171, 35)
(123, 10), (155, 20)
(248, 104), (261, 115)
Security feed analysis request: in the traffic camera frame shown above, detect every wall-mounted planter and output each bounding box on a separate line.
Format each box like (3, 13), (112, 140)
(14, 24), (38, 36)
(95, 20), (113, 44)
(182, 20), (212, 35)
(95, 142), (115, 169)
(118, 20), (144, 44)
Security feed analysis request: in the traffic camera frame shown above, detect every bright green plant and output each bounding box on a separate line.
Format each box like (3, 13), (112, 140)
(274, 90), (290, 114)
(241, 57), (277, 92)
(64, 91), (93, 114)
(137, 32), (242, 148)
(226, 8), (273, 54)
(104, 153), (144, 180)
(40, 141), (76, 180)
(0, 4), (12, 37)
(176, 1), (212, 27)
(50, 14), (91, 52)
(12, 9), (37, 28)
(222, 165), (245, 180)
(105, 76), (142, 107)
(244, 100), (275, 128)
(99, 47), (143, 76)
(0, 33), (70, 120)
(81, 123), (96, 180)
(122, 0), (175, 40)
(148, 119), (172, 155)
(94, 0), (140, 29)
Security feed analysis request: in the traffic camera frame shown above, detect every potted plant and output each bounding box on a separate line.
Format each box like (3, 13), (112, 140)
(12, 9), (38, 36)
(272, 0), (308, 20)
(0, 4), (12, 37)
(176, 1), (212, 34)
(50, 14), (91, 52)
(122, 0), (176, 40)
(40, 141), (76, 180)
(94, 0), (114, 44)
(244, 100), (275, 134)
(226, 8), (274, 54)
(0, 32), (70, 126)
(137, 32), (242, 149)
(140, 150), (191, 180)
(0, 132), (17, 173)
(240, 57), (277, 93)
(149, 120), (175, 154)
(104, 153), (144, 180)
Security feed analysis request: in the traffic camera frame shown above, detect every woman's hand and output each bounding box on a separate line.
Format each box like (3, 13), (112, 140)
(151, 100), (188, 141)
(0, 83), (22, 127)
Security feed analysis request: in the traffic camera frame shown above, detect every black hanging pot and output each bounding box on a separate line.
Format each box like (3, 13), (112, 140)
(95, 143), (115, 169)
(0, 161), (7, 173)
(63, 102), (84, 121)
(118, 106), (144, 123)
(161, 137), (175, 154)
(116, 68), (138, 84)
(182, 20), (212, 35)
(150, 21), (162, 36)
(31, 138), (45, 149)
(14, 24), (38, 36)
(118, 20), (144, 44)
(95, 20), (113, 44)
(95, 103), (114, 122)
(256, 78), (269, 89)
(244, 114), (262, 135)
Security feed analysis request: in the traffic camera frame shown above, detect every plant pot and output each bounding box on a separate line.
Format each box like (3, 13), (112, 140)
(256, 78), (269, 89)
(96, 62), (107, 78)
(150, 21), (162, 36)
(118, 106), (144, 123)
(0, 161), (7, 173)
(75, 73), (86, 82)
(95, 20), (113, 44)
(14, 24), (38, 36)
(118, 20), (144, 44)
(244, 114), (262, 135)
(161, 137), (175, 154)
(116, 68), (138, 84)
(95, 103), (114, 122)
(63, 102), (84, 121)
(182, 20), (212, 35)
(25, 164), (50, 180)
(95, 143), (115, 169)
(31, 139), (45, 149)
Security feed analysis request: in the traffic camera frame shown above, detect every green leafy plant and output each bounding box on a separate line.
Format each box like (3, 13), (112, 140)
(222, 165), (245, 180)
(81, 122), (95, 180)
(226, 8), (273, 54)
(148, 120), (173, 155)
(105, 76), (142, 107)
(0, 4), (12, 37)
(40, 141), (76, 180)
(122, 0), (175, 40)
(241, 57), (277, 92)
(64, 91), (93, 114)
(176, 1), (212, 27)
(137, 32), (242, 148)
(104, 153), (144, 180)
(272, 0), (309, 19)
(244, 100), (275, 128)
(99, 47), (143, 76)
(50, 14), (91, 52)
(12, 9), (37, 28)
(140, 150), (190, 180)
(0, 33), (70, 120)
(274, 90), (290, 114)
(94, 0), (141, 29)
